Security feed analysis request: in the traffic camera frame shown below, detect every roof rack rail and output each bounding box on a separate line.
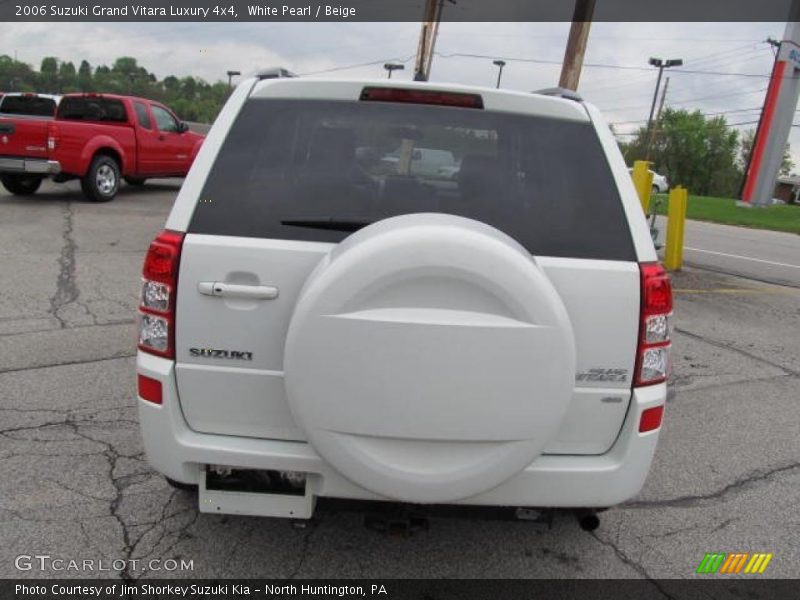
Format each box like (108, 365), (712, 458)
(256, 67), (297, 80)
(533, 87), (583, 102)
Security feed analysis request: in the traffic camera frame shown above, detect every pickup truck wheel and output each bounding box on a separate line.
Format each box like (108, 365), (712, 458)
(1, 174), (43, 196)
(124, 177), (146, 186)
(82, 155), (120, 202)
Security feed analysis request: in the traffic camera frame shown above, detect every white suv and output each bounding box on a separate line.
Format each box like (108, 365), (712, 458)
(136, 77), (672, 523)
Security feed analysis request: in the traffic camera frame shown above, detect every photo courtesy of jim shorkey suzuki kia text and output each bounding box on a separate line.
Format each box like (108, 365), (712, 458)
(1, 0), (799, 595)
(15, 584), (384, 597)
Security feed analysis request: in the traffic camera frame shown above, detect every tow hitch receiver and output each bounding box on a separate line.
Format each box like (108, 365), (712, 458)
(364, 512), (430, 537)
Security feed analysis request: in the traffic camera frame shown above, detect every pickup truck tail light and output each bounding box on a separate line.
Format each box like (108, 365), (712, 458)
(47, 123), (60, 151)
(138, 230), (184, 359)
(635, 262), (672, 386)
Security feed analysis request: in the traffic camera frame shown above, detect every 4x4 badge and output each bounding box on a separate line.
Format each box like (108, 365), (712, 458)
(189, 348), (253, 361)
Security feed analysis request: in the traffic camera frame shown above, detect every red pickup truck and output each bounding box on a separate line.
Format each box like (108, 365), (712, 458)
(0, 93), (204, 202)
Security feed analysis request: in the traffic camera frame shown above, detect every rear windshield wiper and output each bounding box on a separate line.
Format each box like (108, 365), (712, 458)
(280, 217), (375, 232)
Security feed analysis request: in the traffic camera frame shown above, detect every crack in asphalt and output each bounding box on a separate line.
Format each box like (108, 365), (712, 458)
(48, 202), (79, 329)
(63, 419), (139, 582)
(670, 372), (798, 395)
(0, 319), (136, 338)
(123, 487), (199, 575)
(589, 532), (678, 599)
(674, 326), (800, 377)
(0, 403), (197, 582)
(288, 521), (320, 579)
(0, 353), (135, 375)
(624, 462), (800, 510)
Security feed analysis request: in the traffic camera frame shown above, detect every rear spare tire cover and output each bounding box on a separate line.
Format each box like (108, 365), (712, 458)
(284, 214), (575, 503)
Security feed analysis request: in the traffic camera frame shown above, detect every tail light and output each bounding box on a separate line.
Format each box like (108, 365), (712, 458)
(634, 262), (673, 386)
(138, 230), (184, 359)
(47, 122), (59, 151)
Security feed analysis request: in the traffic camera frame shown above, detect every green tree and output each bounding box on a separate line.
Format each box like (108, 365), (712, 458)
(77, 60), (93, 91)
(0, 55), (37, 91)
(39, 57), (59, 93)
(621, 109), (741, 197)
(739, 129), (794, 177)
(58, 61), (77, 92)
(3, 54), (230, 124)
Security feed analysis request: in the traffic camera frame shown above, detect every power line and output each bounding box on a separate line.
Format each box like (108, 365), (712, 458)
(435, 51), (775, 80)
(670, 68), (770, 78)
(669, 86), (769, 106)
(614, 120), (761, 136)
(438, 32), (764, 43)
(580, 42), (766, 94)
(600, 86), (767, 113)
(611, 106), (764, 125)
(298, 55), (415, 76)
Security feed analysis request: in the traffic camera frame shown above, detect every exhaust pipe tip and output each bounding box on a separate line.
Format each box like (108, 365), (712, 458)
(576, 511), (601, 532)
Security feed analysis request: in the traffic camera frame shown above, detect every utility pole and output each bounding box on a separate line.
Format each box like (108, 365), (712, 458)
(558, 0), (596, 91)
(646, 76), (671, 154)
(645, 58), (682, 160)
(656, 77), (670, 122)
(413, 0), (438, 82)
(413, 0), (453, 81)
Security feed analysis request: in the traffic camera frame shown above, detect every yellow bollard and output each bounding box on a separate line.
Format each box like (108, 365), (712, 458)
(631, 160), (654, 214)
(664, 186), (688, 271)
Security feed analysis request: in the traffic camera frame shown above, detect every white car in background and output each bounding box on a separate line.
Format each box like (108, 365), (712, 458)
(628, 167), (669, 194)
(651, 170), (669, 194)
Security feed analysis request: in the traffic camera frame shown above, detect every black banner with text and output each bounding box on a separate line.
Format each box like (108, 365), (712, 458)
(2, 0), (800, 22)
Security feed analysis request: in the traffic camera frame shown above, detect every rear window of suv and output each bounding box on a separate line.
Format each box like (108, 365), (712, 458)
(0, 95), (57, 117)
(57, 97), (127, 122)
(189, 98), (635, 261)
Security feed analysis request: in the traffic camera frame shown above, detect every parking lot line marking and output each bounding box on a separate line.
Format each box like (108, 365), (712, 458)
(684, 247), (800, 270)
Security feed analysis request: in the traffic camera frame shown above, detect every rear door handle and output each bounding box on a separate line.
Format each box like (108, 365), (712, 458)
(198, 281), (279, 300)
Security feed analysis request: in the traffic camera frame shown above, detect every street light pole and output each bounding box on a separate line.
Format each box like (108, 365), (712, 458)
(493, 60), (506, 88)
(384, 63), (405, 79)
(226, 70), (241, 90)
(645, 57), (682, 160)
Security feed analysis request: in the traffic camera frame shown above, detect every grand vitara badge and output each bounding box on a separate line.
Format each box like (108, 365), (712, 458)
(189, 347), (253, 361)
(576, 368), (628, 383)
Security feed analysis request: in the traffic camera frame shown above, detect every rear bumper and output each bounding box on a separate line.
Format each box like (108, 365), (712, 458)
(137, 351), (666, 513)
(0, 157), (60, 174)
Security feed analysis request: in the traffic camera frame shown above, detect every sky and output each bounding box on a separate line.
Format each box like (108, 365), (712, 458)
(0, 21), (793, 166)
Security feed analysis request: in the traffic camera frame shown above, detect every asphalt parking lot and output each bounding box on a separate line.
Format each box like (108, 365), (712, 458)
(1, 180), (799, 582)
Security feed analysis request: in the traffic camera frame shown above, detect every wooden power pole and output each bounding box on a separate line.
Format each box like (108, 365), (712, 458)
(558, 0), (596, 90)
(645, 77), (670, 160)
(656, 76), (670, 121)
(414, 0), (452, 81)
